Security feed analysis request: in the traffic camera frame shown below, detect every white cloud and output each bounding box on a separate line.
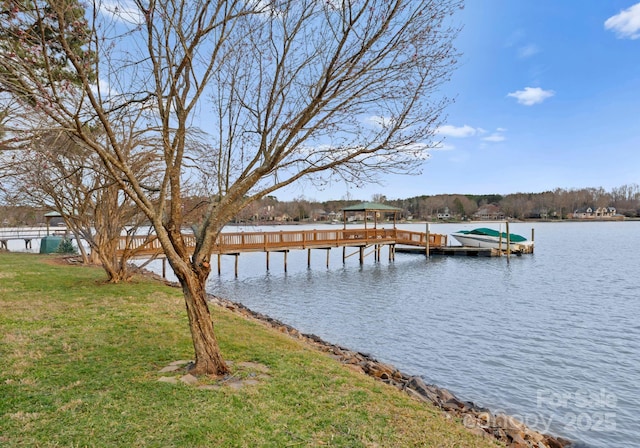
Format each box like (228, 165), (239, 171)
(91, 78), (118, 98)
(483, 133), (506, 142)
(366, 115), (395, 128)
(481, 128), (507, 143)
(517, 44), (540, 58)
(435, 124), (478, 138)
(605, 3), (640, 39)
(507, 87), (555, 106)
(99, 0), (145, 25)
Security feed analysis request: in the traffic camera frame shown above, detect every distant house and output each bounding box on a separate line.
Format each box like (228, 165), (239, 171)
(311, 209), (328, 221)
(274, 213), (290, 222)
(472, 204), (505, 220)
(572, 207), (593, 219)
(436, 207), (451, 220)
(572, 206), (617, 219)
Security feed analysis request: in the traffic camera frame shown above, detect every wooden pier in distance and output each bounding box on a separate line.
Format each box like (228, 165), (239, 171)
(0, 226), (62, 251)
(120, 202), (456, 277)
(121, 227), (448, 276)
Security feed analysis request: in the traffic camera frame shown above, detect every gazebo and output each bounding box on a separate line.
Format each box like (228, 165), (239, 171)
(341, 202), (402, 229)
(44, 211), (63, 236)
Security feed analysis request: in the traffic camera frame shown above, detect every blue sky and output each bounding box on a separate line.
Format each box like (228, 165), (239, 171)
(285, 1), (640, 202)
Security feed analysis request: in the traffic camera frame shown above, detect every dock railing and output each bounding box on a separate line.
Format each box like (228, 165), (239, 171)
(118, 228), (447, 258)
(0, 226), (67, 240)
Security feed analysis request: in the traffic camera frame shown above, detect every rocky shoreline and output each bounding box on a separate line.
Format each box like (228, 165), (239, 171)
(207, 294), (573, 448)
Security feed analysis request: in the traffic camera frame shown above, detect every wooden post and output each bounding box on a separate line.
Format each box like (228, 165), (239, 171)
(308, 248), (311, 267)
(266, 251), (270, 270)
(217, 253), (221, 275)
(326, 248), (330, 268)
(425, 223), (430, 257)
(531, 228), (535, 254)
(506, 222), (511, 261)
(359, 246), (364, 264)
(162, 257), (166, 279)
(343, 246), (346, 264)
(234, 254), (239, 277)
(284, 250), (288, 272)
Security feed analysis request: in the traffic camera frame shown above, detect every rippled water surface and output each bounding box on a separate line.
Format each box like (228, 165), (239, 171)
(176, 221), (637, 447)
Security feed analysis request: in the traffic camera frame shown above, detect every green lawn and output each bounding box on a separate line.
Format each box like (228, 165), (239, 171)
(0, 253), (500, 447)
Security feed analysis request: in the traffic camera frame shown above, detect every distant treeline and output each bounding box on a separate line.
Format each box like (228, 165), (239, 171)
(2, 184), (639, 226)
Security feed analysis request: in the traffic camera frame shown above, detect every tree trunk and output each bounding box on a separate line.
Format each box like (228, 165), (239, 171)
(92, 238), (131, 283)
(178, 268), (229, 376)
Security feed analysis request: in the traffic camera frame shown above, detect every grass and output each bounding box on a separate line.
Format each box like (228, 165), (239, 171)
(0, 253), (501, 447)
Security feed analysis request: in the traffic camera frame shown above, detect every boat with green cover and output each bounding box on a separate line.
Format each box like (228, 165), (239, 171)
(451, 227), (533, 252)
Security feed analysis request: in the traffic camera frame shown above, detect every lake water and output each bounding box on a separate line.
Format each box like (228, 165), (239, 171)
(11, 221), (636, 446)
(200, 221), (639, 448)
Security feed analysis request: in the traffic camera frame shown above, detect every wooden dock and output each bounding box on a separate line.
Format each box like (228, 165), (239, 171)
(0, 227), (66, 250)
(2, 224), (528, 276)
(122, 228), (446, 257)
(119, 227), (448, 276)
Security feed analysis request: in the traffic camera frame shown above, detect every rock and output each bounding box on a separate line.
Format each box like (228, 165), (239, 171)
(496, 413), (526, 432)
(405, 376), (440, 404)
(180, 374), (199, 386)
(507, 442), (527, 448)
(344, 364), (365, 374)
(226, 379), (245, 390)
(442, 397), (466, 412)
(523, 428), (544, 443)
(405, 387), (431, 403)
(157, 376), (178, 384)
(542, 435), (572, 448)
(437, 388), (456, 403)
(492, 428), (507, 441)
(361, 360), (395, 379)
(506, 429), (528, 446)
(461, 413), (481, 430)
(159, 365), (181, 373)
(477, 411), (494, 425)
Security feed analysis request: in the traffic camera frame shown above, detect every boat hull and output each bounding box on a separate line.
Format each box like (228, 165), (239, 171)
(451, 233), (533, 252)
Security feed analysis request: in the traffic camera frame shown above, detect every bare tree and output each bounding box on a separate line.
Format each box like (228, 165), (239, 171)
(3, 130), (159, 282)
(0, 0), (461, 375)
(371, 194), (387, 204)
